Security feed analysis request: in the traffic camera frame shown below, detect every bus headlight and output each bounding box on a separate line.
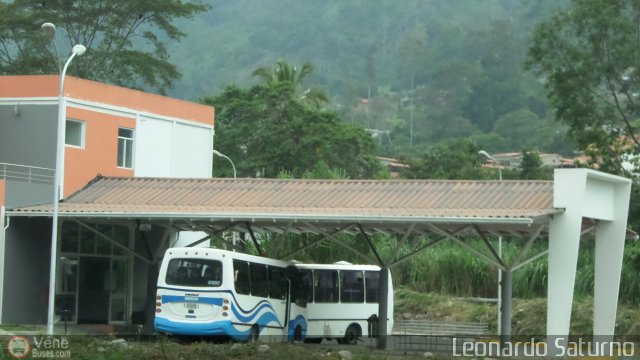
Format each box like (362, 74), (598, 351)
(156, 308), (162, 313)
(222, 312), (228, 317)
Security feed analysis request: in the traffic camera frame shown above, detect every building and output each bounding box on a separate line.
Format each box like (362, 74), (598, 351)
(0, 75), (214, 327)
(376, 157), (409, 177)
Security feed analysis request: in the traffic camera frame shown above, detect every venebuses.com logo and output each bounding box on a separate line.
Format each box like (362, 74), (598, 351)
(6, 335), (71, 359)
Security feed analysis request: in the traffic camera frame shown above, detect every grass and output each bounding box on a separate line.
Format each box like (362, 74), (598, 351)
(0, 337), (451, 360)
(395, 287), (640, 338)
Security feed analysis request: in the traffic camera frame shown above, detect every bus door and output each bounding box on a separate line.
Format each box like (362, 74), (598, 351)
(285, 265), (307, 341)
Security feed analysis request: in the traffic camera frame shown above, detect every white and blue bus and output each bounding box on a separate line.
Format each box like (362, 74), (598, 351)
(154, 248), (393, 343)
(297, 262), (393, 344)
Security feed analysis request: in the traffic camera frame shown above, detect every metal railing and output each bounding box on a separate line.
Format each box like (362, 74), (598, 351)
(397, 320), (488, 336)
(0, 162), (55, 184)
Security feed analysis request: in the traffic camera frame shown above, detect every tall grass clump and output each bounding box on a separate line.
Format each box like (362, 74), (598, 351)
(396, 241), (498, 298)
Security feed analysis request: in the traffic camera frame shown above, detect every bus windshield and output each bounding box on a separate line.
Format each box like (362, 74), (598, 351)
(165, 259), (223, 287)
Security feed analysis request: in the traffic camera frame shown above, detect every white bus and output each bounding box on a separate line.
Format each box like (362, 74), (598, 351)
(154, 248), (393, 344)
(297, 262), (393, 344)
(154, 247), (308, 342)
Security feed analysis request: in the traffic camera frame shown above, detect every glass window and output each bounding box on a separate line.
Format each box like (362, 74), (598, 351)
(80, 227), (96, 254)
(165, 259), (222, 287)
(233, 260), (250, 295)
(365, 271), (380, 303)
(117, 128), (134, 169)
(268, 266), (286, 300)
(250, 263), (268, 298)
(61, 222), (79, 253)
(314, 270), (338, 303)
(301, 269), (313, 303)
(65, 119), (84, 147)
(340, 270), (364, 303)
(96, 224), (112, 255)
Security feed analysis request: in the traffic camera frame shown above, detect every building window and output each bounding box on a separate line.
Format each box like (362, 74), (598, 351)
(117, 128), (134, 169)
(65, 119), (85, 148)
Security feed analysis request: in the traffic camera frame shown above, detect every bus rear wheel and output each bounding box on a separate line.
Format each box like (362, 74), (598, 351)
(338, 324), (360, 345)
(248, 324), (259, 342)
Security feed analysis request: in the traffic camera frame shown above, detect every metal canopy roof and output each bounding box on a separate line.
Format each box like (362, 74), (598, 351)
(7, 176), (562, 238)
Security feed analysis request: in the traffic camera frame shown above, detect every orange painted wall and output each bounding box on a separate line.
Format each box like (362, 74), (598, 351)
(0, 179), (5, 207)
(63, 107), (134, 196)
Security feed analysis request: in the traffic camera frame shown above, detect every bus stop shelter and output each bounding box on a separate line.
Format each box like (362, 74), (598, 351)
(1, 168), (631, 351)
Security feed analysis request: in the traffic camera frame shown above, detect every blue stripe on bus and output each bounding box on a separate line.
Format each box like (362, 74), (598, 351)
(162, 295), (224, 306)
(154, 317), (243, 338)
(160, 293), (283, 328)
(161, 291), (285, 326)
(155, 316), (288, 341)
(229, 301), (281, 326)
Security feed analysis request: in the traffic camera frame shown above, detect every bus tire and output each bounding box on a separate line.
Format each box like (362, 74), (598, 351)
(293, 325), (303, 342)
(249, 324), (259, 342)
(340, 324), (360, 345)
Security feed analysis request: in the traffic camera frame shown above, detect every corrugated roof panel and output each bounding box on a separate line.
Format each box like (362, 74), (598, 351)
(13, 177), (557, 220)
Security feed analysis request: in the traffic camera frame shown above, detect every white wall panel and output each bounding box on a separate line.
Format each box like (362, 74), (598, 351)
(134, 117), (173, 177)
(172, 123), (212, 178)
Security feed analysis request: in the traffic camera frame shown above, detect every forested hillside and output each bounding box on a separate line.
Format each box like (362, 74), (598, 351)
(168, 0), (571, 157)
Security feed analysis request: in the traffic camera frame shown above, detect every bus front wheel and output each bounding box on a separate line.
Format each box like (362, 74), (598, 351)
(338, 324), (360, 345)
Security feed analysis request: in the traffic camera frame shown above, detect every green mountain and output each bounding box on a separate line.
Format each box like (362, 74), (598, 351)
(167, 0), (571, 156)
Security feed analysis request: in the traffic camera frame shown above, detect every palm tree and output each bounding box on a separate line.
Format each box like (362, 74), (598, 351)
(252, 60), (329, 108)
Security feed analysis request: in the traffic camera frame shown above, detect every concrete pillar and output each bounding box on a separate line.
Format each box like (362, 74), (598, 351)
(547, 169), (631, 354)
(500, 269), (512, 346)
(593, 181), (629, 338)
(547, 171), (586, 354)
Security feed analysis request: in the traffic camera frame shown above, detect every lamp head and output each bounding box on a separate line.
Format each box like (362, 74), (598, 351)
(72, 44), (86, 56)
(41, 22), (56, 40)
(478, 150), (491, 159)
(212, 149), (223, 157)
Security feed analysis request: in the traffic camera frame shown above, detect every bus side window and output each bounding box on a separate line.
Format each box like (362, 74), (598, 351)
(341, 270), (364, 303)
(315, 270), (338, 303)
(250, 263), (268, 298)
(301, 269), (313, 303)
(233, 260), (250, 295)
(365, 271), (380, 303)
(268, 266), (286, 299)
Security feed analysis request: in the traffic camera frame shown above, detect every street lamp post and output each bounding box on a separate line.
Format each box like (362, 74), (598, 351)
(212, 149), (236, 179)
(212, 149), (237, 250)
(43, 22), (86, 336)
(478, 150), (505, 339)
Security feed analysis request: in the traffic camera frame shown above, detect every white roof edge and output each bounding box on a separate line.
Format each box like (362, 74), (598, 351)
(4, 210), (552, 225)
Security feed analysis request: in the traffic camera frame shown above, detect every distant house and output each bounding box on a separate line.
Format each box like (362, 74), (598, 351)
(377, 157), (409, 177)
(486, 152), (569, 169)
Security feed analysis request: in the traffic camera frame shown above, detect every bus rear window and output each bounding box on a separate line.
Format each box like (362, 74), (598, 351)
(165, 259), (222, 287)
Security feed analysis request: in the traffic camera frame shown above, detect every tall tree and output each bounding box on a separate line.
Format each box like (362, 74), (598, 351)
(252, 60), (328, 108)
(526, 0), (640, 175)
(404, 139), (496, 180)
(519, 150), (551, 180)
(0, 0), (210, 94)
(202, 82), (380, 179)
